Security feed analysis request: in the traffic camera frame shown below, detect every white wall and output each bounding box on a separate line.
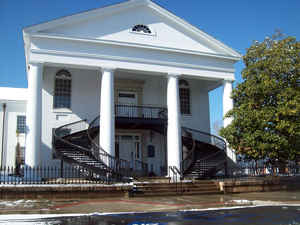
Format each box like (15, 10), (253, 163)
(0, 108), (3, 167)
(181, 78), (211, 133)
(0, 101), (26, 168)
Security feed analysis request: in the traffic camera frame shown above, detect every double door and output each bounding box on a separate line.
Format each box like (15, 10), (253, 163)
(115, 134), (141, 169)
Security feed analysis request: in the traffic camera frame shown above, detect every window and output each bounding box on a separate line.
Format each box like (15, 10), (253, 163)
(54, 69), (72, 109)
(179, 79), (191, 115)
(132, 24), (152, 34)
(17, 115), (26, 134)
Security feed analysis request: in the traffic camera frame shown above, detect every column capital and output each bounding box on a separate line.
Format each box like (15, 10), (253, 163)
(28, 62), (43, 71)
(223, 78), (234, 84)
(167, 72), (181, 78)
(101, 66), (116, 73)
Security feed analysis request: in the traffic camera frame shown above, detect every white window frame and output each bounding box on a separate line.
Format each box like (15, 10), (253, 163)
(53, 69), (72, 111)
(179, 79), (191, 115)
(16, 115), (26, 134)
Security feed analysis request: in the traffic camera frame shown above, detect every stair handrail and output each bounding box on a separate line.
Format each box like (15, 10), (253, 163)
(181, 127), (226, 151)
(53, 119), (92, 156)
(181, 127), (227, 174)
(168, 166), (182, 182)
(53, 119), (114, 174)
(87, 115), (131, 176)
(181, 141), (195, 174)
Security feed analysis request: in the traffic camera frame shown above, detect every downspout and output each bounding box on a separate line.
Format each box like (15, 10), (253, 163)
(1, 103), (6, 167)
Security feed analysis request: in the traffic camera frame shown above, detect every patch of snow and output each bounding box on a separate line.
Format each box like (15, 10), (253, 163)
(0, 183), (133, 188)
(228, 199), (252, 204)
(0, 199), (38, 208)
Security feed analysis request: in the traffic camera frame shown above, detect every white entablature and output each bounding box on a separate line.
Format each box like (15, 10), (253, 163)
(23, 0), (240, 80)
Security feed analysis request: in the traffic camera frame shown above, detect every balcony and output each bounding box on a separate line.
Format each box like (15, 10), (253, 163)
(115, 104), (167, 133)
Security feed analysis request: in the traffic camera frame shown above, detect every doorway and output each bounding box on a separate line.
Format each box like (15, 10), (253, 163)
(115, 134), (141, 170)
(116, 91), (138, 117)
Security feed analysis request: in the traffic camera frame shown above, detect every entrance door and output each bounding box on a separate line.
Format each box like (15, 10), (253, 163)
(117, 92), (138, 117)
(116, 135), (141, 170)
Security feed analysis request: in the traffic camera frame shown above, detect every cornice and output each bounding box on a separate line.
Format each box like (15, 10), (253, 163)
(30, 48), (236, 74)
(30, 33), (241, 62)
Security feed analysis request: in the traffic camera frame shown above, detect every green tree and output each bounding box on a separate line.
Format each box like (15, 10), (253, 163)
(220, 35), (300, 166)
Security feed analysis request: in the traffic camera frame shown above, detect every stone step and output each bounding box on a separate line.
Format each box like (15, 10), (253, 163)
(135, 182), (217, 188)
(134, 180), (216, 185)
(136, 187), (219, 193)
(133, 189), (222, 197)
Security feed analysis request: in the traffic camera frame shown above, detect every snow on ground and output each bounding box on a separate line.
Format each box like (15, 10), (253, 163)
(0, 183), (133, 188)
(0, 200), (38, 208)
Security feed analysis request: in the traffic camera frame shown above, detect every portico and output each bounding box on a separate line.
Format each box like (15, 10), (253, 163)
(23, 0), (240, 178)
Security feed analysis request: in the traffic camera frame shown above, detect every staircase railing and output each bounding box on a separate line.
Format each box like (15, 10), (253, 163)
(181, 127), (227, 173)
(168, 166), (182, 182)
(53, 119), (92, 157)
(196, 147), (227, 177)
(87, 116), (131, 177)
(53, 119), (115, 176)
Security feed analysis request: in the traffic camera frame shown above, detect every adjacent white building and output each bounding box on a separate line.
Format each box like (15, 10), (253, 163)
(1, 0), (240, 177)
(0, 88), (27, 168)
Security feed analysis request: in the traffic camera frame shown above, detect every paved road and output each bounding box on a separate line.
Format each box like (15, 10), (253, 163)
(0, 206), (299, 225)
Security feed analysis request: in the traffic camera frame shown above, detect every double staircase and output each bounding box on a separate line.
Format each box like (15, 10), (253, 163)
(53, 112), (227, 182)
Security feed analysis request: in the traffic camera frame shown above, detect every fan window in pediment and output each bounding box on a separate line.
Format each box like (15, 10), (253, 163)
(132, 24), (152, 34)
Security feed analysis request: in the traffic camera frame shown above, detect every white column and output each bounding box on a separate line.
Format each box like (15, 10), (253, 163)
(167, 73), (182, 175)
(99, 67), (115, 158)
(223, 79), (236, 163)
(25, 63), (43, 167)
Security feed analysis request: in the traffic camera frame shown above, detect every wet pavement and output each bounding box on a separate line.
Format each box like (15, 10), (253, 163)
(0, 191), (300, 215)
(0, 206), (300, 224)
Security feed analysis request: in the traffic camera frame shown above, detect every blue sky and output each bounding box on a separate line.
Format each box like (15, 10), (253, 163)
(1, 0), (299, 133)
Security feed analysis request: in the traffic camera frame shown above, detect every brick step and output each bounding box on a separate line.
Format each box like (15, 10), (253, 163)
(135, 182), (218, 187)
(133, 189), (222, 197)
(134, 181), (217, 187)
(135, 184), (218, 190)
(136, 187), (219, 193)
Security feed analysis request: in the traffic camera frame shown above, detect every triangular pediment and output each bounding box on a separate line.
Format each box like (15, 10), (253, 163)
(24, 0), (241, 59)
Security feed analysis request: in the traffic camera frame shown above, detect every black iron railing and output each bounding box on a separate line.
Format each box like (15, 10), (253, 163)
(87, 115), (131, 177)
(87, 104), (167, 178)
(88, 116), (150, 178)
(0, 166), (116, 184)
(115, 104), (167, 119)
(217, 164), (300, 180)
(53, 119), (91, 157)
(1, 164), (300, 185)
(181, 127), (227, 174)
(53, 119), (126, 182)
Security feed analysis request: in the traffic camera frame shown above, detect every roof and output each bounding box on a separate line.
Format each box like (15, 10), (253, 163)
(23, 0), (241, 60)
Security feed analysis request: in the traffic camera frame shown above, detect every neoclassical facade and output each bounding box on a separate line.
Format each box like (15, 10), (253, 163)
(21, 0), (240, 177)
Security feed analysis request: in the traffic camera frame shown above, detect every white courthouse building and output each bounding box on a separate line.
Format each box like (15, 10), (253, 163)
(1, 0), (240, 178)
